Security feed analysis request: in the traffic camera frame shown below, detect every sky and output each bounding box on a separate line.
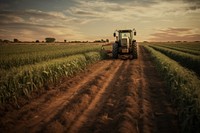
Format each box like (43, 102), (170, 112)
(0, 0), (200, 42)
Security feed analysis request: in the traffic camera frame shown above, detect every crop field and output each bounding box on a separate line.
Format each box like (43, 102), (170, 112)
(0, 42), (200, 133)
(0, 43), (102, 105)
(143, 42), (200, 133)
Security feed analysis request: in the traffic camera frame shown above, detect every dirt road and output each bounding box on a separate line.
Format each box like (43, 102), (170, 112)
(0, 46), (179, 133)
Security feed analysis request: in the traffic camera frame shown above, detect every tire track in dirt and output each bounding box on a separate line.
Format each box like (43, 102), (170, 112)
(38, 60), (124, 133)
(79, 56), (139, 133)
(0, 60), (115, 132)
(66, 60), (125, 133)
(0, 45), (179, 133)
(138, 46), (179, 133)
(75, 45), (179, 133)
(26, 60), (122, 133)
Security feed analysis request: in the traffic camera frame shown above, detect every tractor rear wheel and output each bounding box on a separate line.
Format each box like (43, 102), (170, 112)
(112, 43), (118, 59)
(132, 42), (138, 59)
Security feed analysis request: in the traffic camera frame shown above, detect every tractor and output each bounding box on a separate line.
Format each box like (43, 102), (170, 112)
(112, 29), (138, 59)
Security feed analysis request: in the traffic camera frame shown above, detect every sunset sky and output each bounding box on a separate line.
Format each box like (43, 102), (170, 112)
(0, 0), (200, 42)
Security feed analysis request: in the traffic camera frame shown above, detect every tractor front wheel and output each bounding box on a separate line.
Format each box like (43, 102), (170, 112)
(112, 43), (118, 59)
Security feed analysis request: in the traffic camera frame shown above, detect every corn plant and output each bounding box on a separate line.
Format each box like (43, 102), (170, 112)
(0, 44), (101, 69)
(154, 44), (200, 56)
(149, 45), (200, 76)
(143, 45), (200, 133)
(0, 52), (101, 106)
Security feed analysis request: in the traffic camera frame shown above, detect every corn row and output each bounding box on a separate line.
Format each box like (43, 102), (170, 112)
(0, 45), (100, 69)
(154, 44), (200, 56)
(0, 52), (101, 106)
(0, 44), (100, 55)
(143, 45), (200, 133)
(173, 43), (200, 51)
(150, 42), (200, 51)
(149, 45), (200, 76)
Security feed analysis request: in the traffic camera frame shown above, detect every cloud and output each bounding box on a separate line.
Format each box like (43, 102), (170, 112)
(0, 24), (86, 41)
(102, 0), (158, 6)
(0, 9), (88, 41)
(0, 10), (75, 25)
(72, 10), (96, 16)
(0, 14), (24, 24)
(149, 27), (200, 41)
(0, 0), (199, 42)
(67, 0), (200, 23)
(67, 0), (140, 21)
(158, 28), (193, 34)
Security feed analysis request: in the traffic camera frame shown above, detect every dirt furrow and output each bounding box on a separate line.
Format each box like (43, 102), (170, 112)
(40, 60), (124, 133)
(24, 61), (120, 132)
(138, 46), (179, 133)
(79, 60), (139, 133)
(0, 45), (179, 133)
(76, 45), (179, 133)
(19, 60), (124, 132)
(0, 60), (114, 132)
(67, 60), (125, 133)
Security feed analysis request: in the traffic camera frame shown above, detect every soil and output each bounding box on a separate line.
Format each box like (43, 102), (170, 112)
(0, 45), (179, 133)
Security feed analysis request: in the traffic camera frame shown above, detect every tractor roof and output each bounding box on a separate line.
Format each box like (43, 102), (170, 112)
(118, 29), (132, 33)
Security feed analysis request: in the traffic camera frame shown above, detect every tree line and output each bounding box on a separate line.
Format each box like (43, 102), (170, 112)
(0, 38), (110, 43)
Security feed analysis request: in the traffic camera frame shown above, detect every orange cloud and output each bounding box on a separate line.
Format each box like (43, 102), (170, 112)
(149, 28), (200, 42)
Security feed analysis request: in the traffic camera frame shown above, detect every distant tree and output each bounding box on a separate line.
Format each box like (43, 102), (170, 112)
(45, 37), (56, 43)
(64, 40), (67, 43)
(3, 40), (10, 43)
(71, 40), (81, 43)
(36, 40), (40, 43)
(106, 39), (109, 43)
(94, 40), (101, 43)
(14, 38), (19, 43)
(0, 39), (2, 42)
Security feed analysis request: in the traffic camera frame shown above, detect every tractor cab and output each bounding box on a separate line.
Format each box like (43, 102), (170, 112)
(114, 30), (136, 45)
